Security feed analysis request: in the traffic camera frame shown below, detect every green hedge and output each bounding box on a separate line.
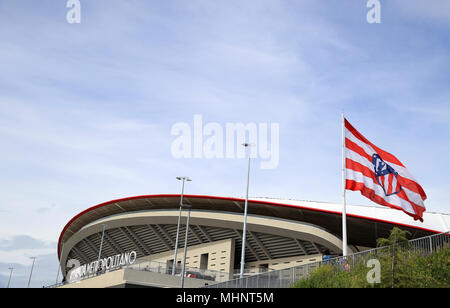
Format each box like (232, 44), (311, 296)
(291, 246), (450, 288)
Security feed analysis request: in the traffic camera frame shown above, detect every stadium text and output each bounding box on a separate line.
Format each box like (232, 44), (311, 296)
(67, 250), (137, 283)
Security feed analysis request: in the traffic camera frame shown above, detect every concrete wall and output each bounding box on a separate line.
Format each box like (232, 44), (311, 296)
(59, 268), (212, 288)
(60, 269), (126, 288)
(144, 238), (235, 275)
(244, 254), (323, 274)
(140, 239), (322, 276)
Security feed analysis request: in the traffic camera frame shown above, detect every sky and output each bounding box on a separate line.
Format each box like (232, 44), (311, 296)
(0, 0), (449, 287)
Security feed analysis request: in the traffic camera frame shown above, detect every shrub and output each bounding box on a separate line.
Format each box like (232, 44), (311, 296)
(292, 231), (450, 288)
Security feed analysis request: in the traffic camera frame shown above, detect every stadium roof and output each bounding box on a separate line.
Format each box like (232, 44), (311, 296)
(58, 194), (450, 260)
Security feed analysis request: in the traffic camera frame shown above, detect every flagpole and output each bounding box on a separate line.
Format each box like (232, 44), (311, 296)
(342, 112), (348, 257)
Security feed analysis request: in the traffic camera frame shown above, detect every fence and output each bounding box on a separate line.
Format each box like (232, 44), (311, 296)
(205, 231), (450, 288)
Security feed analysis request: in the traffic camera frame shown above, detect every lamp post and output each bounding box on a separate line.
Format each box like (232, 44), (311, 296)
(55, 242), (64, 285)
(180, 203), (192, 288)
(27, 257), (37, 288)
(98, 224), (106, 263)
(239, 143), (254, 279)
(7, 267), (14, 288)
(173, 176), (192, 276)
(94, 224), (107, 275)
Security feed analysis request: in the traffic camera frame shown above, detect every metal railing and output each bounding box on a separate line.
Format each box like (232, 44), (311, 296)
(205, 231), (450, 288)
(128, 260), (232, 283)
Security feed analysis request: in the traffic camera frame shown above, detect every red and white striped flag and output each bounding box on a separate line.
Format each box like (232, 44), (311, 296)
(344, 118), (427, 222)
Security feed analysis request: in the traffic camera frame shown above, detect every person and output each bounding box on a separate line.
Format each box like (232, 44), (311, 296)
(343, 259), (351, 272)
(322, 249), (332, 264)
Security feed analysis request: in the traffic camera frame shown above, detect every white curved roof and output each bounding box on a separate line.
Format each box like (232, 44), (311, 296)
(252, 197), (450, 233)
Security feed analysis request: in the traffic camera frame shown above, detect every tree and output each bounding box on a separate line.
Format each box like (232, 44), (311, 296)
(376, 227), (411, 248)
(376, 227), (411, 287)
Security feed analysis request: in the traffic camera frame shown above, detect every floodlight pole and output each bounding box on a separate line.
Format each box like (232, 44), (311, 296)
(239, 143), (253, 279)
(7, 267), (14, 288)
(27, 257), (36, 288)
(55, 242), (64, 285)
(173, 176), (191, 276)
(98, 224), (106, 264)
(180, 204), (192, 288)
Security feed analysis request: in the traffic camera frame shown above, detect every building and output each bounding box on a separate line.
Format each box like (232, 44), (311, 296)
(56, 194), (450, 288)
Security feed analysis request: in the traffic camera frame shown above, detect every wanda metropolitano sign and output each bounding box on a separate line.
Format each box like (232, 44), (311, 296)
(67, 251), (137, 283)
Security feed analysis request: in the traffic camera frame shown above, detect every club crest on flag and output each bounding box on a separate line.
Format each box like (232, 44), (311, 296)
(372, 154), (402, 197)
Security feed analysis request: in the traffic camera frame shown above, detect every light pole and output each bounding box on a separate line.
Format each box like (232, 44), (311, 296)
(27, 257), (37, 288)
(98, 224), (106, 262)
(180, 203), (192, 288)
(7, 267), (14, 288)
(97, 224), (106, 273)
(239, 143), (254, 279)
(173, 176), (191, 276)
(55, 242), (64, 285)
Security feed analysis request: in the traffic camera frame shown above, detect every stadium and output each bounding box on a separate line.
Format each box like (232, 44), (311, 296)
(56, 194), (450, 288)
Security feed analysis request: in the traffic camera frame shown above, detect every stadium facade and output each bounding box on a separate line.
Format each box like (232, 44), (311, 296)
(56, 194), (450, 288)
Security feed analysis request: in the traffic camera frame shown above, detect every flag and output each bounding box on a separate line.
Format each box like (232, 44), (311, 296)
(344, 118), (427, 222)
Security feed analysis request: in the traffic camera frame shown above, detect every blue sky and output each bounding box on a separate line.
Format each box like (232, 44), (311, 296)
(0, 0), (449, 287)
